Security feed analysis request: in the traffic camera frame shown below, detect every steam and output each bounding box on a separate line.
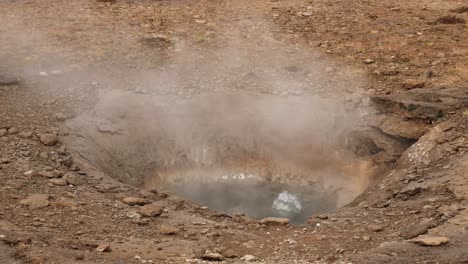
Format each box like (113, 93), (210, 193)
(1, 3), (374, 220)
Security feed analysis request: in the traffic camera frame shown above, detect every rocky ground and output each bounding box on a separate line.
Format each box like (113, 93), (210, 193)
(0, 0), (467, 263)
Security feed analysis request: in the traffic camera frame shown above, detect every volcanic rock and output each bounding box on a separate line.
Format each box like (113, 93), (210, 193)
(39, 134), (58, 146)
(19, 194), (50, 209)
(137, 203), (163, 217)
(122, 197), (150, 206)
(411, 235), (449, 246)
(259, 217), (289, 226)
(159, 225), (180, 235)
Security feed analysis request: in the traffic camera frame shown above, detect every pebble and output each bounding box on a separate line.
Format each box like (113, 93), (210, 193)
(55, 113), (67, 121)
(364, 58), (375, 64)
(241, 255), (256, 261)
(122, 197), (150, 206)
(411, 235), (449, 246)
(7, 127), (18, 134)
(159, 224), (180, 235)
(137, 203), (163, 217)
(96, 244), (111, 252)
(367, 224), (384, 232)
(316, 214), (329, 220)
(18, 131), (33, 139)
(201, 250), (224, 261)
(259, 217), (289, 226)
(19, 194), (50, 209)
(39, 134), (58, 146)
(49, 178), (68, 186)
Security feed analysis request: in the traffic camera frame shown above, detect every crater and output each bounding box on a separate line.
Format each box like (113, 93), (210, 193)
(64, 91), (379, 224)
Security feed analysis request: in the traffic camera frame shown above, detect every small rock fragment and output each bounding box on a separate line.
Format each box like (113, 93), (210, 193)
(18, 131), (33, 139)
(201, 250), (224, 261)
(316, 214), (328, 219)
(241, 255), (256, 261)
(159, 225), (180, 235)
(96, 244), (111, 252)
(222, 249), (238, 258)
(259, 217), (289, 226)
(23, 170), (35, 176)
(137, 203), (163, 217)
(55, 113), (67, 121)
(19, 194), (50, 209)
(122, 197), (150, 206)
(411, 235), (449, 246)
(402, 80), (425, 90)
(39, 134), (58, 146)
(400, 219), (436, 239)
(49, 178), (68, 186)
(364, 58), (375, 64)
(7, 127), (18, 134)
(0, 129), (7, 137)
(368, 224), (384, 232)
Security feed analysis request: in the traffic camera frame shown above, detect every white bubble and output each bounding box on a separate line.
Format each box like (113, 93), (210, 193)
(272, 191), (302, 217)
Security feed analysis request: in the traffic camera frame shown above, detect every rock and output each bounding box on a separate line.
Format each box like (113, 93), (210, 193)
(54, 198), (79, 208)
(7, 127), (18, 134)
(23, 170), (35, 176)
(133, 218), (149, 225)
(438, 204), (460, 218)
(381, 69), (400, 76)
(195, 19), (207, 24)
(137, 203), (163, 217)
(126, 211), (142, 220)
(18, 131), (33, 139)
(38, 170), (63, 178)
(222, 249), (238, 258)
(122, 197), (150, 206)
(55, 113), (67, 121)
(368, 224), (384, 232)
(241, 255), (256, 261)
(96, 244), (111, 252)
(139, 189), (155, 198)
(259, 217), (289, 226)
(62, 172), (80, 185)
(316, 214), (329, 219)
(364, 58), (375, 64)
(201, 250), (224, 261)
(159, 225), (180, 235)
(399, 182), (425, 196)
(411, 235), (449, 246)
(49, 178), (68, 186)
(0, 129), (7, 137)
(0, 158), (9, 164)
(39, 134), (58, 146)
(402, 80), (425, 90)
(400, 219), (436, 239)
(371, 86), (467, 121)
(376, 115), (429, 140)
(19, 194), (50, 209)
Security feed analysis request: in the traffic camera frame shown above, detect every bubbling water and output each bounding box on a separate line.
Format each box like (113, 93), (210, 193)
(272, 191), (303, 218)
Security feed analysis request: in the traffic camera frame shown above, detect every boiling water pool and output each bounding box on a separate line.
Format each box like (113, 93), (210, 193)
(162, 173), (338, 224)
